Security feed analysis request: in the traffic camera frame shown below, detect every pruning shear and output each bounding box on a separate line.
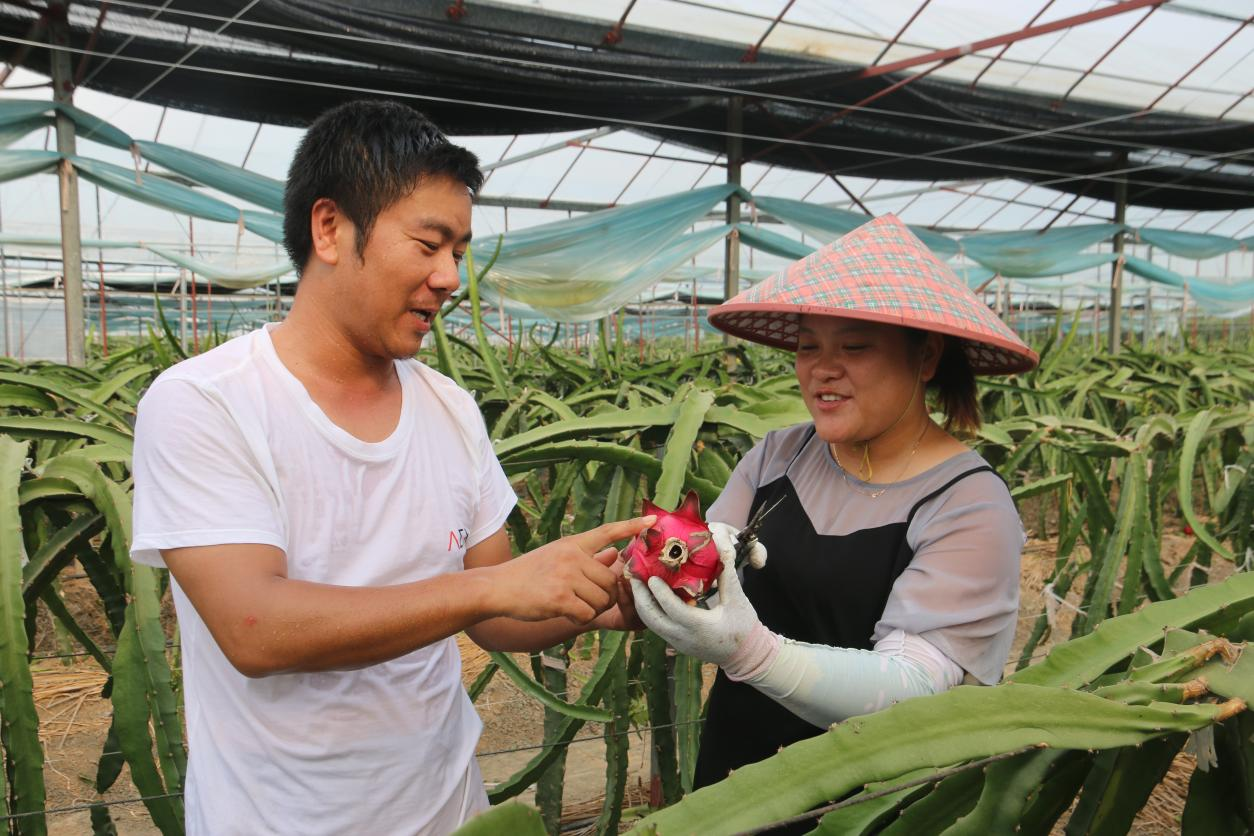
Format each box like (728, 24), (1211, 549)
(695, 495), (784, 608)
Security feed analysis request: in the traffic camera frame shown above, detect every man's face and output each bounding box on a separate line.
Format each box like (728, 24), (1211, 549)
(338, 174), (472, 359)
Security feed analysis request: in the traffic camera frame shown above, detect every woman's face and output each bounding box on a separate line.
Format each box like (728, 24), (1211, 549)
(794, 315), (933, 445)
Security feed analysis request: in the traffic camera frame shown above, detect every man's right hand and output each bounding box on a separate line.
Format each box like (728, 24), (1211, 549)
(486, 516), (655, 625)
(159, 518), (655, 676)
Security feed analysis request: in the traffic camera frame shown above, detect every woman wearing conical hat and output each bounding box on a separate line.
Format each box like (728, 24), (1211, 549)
(631, 214), (1037, 794)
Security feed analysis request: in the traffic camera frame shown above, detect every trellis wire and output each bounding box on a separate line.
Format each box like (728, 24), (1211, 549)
(0, 792), (183, 822)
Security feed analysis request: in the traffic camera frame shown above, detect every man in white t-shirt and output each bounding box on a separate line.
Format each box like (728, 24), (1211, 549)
(130, 100), (653, 836)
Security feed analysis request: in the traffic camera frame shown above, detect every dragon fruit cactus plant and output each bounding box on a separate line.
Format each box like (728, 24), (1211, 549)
(622, 490), (720, 602)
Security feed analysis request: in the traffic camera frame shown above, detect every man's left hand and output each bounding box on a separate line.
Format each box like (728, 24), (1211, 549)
(589, 550), (645, 632)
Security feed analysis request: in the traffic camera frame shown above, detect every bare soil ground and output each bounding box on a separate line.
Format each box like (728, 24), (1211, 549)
(30, 521), (1227, 833)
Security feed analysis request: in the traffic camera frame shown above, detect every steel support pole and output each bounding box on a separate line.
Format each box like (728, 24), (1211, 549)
(1180, 281), (1189, 347)
(853, 0), (1166, 81)
(723, 96), (743, 345)
(50, 1), (85, 366)
(179, 269), (188, 350)
(1, 200), (8, 358)
(1109, 157), (1128, 353)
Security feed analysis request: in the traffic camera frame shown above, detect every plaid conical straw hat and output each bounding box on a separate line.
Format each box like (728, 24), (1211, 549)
(709, 214), (1038, 375)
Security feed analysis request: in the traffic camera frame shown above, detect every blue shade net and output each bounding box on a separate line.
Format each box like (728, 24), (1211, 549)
(472, 184), (742, 321)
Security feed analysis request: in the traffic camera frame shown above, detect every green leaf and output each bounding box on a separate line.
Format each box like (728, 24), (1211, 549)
(632, 684), (1239, 835)
(1063, 734), (1185, 836)
(467, 661), (498, 703)
(43, 455), (186, 824)
(0, 382), (57, 411)
(706, 401), (809, 436)
(499, 440), (721, 507)
(21, 512), (105, 603)
(674, 653), (704, 795)
(641, 631), (681, 806)
(488, 651), (612, 722)
(594, 630), (630, 835)
(1010, 472), (1073, 500)
(881, 766), (982, 834)
(449, 801), (547, 836)
(464, 241), (508, 394)
(528, 391), (578, 422)
(654, 386), (715, 509)
(0, 437), (47, 833)
(1074, 453), (1145, 635)
(494, 403), (678, 458)
(0, 416), (133, 450)
(431, 311), (466, 388)
(151, 292), (188, 361)
(943, 749), (1073, 835)
(1178, 409), (1234, 560)
(38, 585), (112, 673)
(1012, 571), (1254, 689)
(17, 476), (82, 504)
(111, 604), (184, 834)
(488, 631), (628, 803)
(535, 642), (570, 835)
(810, 776), (932, 834)
(1183, 736), (1249, 835)
(0, 371), (133, 430)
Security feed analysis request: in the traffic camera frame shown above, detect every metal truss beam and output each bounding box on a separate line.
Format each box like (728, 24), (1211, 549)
(1145, 14), (1252, 110)
(969, 0), (1056, 89)
(1059, 6), (1157, 102)
(853, 0), (1168, 81)
(871, 0), (933, 66)
(741, 0), (796, 63)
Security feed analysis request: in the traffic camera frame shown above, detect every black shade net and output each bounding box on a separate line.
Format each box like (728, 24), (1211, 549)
(3, 0), (1252, 210)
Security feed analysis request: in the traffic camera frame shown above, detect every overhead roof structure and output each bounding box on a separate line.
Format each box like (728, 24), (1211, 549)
(0, 0), (1250, 369)
(0, 0), (1251, 215)
(0, 0), (1251, 348)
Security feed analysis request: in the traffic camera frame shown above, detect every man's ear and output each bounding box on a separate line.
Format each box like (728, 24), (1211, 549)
(921, 332), (945, 383)
(309, 197), (345, 268)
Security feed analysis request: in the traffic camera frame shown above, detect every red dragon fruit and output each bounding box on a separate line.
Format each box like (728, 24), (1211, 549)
(622, 490), (720, 602)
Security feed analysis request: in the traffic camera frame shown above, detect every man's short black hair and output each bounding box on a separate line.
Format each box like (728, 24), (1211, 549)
(283, 100), (483, 274)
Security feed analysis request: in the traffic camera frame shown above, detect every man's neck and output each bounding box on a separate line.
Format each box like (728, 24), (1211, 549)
(271, 296), (396, 394)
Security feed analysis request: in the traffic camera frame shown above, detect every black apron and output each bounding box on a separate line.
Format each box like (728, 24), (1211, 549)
(694, 427), (994, 793)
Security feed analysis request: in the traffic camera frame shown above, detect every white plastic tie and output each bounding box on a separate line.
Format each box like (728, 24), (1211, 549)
(1043, 582), (1085, 615)
(129, 143), (143, 187)
(1185, 725), (1219, 773)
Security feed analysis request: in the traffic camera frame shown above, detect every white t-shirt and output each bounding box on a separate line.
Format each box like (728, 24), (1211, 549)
(130, 325), (516, 836)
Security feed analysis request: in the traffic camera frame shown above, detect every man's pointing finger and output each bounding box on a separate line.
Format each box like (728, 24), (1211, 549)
(571, 515), (656, 554)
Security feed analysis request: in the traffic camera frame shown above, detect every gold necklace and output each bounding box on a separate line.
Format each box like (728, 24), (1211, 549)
(831, 421), (931, 499)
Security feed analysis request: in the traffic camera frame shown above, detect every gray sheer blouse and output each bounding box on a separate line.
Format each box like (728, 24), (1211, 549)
(707, 422), (1025, 685)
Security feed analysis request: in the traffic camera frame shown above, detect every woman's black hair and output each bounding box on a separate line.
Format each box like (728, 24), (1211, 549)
(907, 329), (980, 433)
(282, 100), (483, 275)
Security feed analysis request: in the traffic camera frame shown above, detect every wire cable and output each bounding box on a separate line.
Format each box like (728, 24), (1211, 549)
(111, 0), (261, 109)
(41, 0), (1254, 166)
(88, 0), (1244, 103)
(78, 0), (174, 88)
(6, 34), (1253, 201)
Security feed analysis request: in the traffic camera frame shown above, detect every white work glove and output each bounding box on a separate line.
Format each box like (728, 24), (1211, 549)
(709, 521), (768, 571)
(630, 532), (765, 670)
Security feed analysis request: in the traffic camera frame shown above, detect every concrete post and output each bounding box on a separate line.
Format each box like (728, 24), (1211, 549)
(1108, 155), (1128, 353)
(50, 1), (85, 365)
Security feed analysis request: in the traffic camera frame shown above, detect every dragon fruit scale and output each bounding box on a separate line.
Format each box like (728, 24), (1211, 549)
(622, 490), (720, 602)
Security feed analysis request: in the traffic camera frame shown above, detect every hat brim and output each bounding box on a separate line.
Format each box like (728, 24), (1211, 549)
(708, 303), (1039, 376)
